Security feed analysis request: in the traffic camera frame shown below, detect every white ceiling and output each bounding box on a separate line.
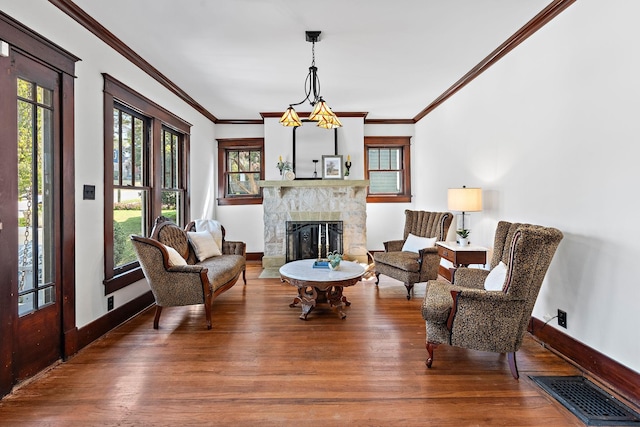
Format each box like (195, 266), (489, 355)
(71, 0), (550, 121)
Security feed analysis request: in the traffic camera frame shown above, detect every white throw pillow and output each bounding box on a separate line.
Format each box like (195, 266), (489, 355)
(194, 219), (223, 252)
(484, 261), (508, 291)
(401, 233), (437, 253)
(187, 230), (222, 261)
(162, 244), (187, 266)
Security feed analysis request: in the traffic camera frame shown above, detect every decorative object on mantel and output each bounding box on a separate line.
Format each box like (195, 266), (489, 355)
(279, 31), (342, 129)
(312, 159), (319, 178)
(448, 185), (482, 245)
(344, 155), (351, 178)
(276, 156), (292, 178)
(322, 155), (343, 179)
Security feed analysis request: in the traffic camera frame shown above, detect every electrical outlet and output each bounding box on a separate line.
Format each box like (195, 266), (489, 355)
(558, 309), (567, 328)
(83, 184), (95, 200)
(107, 296), (114, 311)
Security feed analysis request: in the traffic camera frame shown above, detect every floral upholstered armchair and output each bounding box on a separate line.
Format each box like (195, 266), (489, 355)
(374, 210), (453, 300)
(421, 221), (563, 378)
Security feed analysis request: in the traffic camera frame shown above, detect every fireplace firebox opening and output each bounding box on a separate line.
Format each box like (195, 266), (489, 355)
(286, 221), (343, 262)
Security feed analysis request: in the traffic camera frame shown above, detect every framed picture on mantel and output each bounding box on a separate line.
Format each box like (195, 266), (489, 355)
(322, 155), (343, 179)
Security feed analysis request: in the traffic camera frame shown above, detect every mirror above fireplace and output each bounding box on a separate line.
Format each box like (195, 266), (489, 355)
(292, 122), (338, 179)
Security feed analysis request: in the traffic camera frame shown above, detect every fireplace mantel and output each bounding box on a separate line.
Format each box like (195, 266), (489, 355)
(259, 179), (369, 197)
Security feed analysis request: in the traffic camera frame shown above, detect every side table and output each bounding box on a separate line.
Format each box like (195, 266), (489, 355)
(436, 241), (487, 282)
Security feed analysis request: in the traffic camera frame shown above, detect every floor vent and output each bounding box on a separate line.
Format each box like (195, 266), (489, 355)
(530, 376), (640, 426)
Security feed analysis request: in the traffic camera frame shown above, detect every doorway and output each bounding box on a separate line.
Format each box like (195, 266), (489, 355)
(0, 14), (78, 396)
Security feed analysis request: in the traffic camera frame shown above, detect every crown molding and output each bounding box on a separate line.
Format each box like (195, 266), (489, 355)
(48, 0), (218, 122)
(364, 118), (415, 125)
(413, 0), (576, 122)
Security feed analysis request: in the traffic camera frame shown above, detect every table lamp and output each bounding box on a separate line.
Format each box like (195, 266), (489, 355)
(448, 186), (482, 245)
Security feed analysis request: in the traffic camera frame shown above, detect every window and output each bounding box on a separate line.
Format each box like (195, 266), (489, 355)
(111, 104), (150, 274)
(161, 127), (186, 226)
(217, 138), (264, 205)
(364, 136), (412, 203)
(103, 74), (190, 293)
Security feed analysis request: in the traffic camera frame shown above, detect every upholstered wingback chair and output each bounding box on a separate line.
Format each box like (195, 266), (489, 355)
(374, 210), (453, 299)
(421, 221), (563, 378)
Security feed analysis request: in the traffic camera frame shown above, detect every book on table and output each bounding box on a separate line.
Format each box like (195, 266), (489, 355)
(313, 261), (329, 269)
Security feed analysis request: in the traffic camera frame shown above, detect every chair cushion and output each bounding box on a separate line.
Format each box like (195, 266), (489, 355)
(401, 233), (437, 253)
(484, 261), (507, 291)
(187, 230), (222, 261)
(199, 254), (245, 292)
(374, 251), (421, 273)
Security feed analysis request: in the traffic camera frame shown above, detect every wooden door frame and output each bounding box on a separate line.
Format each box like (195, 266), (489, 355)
(0, 11), (79, 397)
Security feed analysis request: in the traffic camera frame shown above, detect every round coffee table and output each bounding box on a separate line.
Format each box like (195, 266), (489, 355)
(279, 259), (365, 320)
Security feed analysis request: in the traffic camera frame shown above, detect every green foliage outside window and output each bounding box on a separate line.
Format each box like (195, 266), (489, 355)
(227, 150), (261, 195)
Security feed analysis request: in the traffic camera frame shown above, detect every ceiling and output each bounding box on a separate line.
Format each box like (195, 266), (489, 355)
(69, 0), (551, 122)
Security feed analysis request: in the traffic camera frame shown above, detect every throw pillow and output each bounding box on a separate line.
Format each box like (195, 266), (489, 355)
(187, 230), (222, 261)
(401, 233), (437, 253)
(484, 261), (508, 291)
(162, 244), (187, 266)
(194, 219), (223, 252)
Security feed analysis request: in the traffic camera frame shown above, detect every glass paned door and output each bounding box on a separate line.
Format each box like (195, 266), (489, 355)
(17, 78), (56, 316)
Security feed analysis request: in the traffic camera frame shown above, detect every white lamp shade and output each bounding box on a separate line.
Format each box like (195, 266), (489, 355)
(448, 187), (483, 212)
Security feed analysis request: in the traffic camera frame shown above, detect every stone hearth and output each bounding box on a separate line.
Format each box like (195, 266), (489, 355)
(259, 180), (369, 268)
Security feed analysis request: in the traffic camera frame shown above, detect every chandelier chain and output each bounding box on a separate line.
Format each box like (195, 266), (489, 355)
(279, 30), (342, 128)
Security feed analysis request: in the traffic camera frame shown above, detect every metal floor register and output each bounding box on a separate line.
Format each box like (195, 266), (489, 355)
(530, 376), (640, 426)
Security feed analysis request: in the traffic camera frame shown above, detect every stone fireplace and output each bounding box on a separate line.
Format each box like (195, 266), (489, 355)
(259, 180), (369, 268)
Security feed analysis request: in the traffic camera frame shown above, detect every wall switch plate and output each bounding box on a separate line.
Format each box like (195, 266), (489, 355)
(83, 184), (95, 200)
(107, 296), (114, 311)
(558, 309), (567, 328)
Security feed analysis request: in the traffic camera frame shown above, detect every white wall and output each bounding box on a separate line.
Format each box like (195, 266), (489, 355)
(413, 0), (640, 372)
(364, 124), (417, 249)
(1, 0), (216, 327)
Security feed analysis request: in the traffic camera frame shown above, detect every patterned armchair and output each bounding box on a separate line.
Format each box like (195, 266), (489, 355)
(421, 221), (563, 378)
(374, 210), (453, 299)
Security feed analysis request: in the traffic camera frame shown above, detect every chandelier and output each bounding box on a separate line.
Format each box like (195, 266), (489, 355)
(279, 31), (342, 129)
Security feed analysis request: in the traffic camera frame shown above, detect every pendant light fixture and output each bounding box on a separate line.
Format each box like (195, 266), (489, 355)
(279, 31), (342, 129)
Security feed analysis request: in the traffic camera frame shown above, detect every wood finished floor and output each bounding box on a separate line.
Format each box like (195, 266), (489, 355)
(0, 264), (584, 426)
